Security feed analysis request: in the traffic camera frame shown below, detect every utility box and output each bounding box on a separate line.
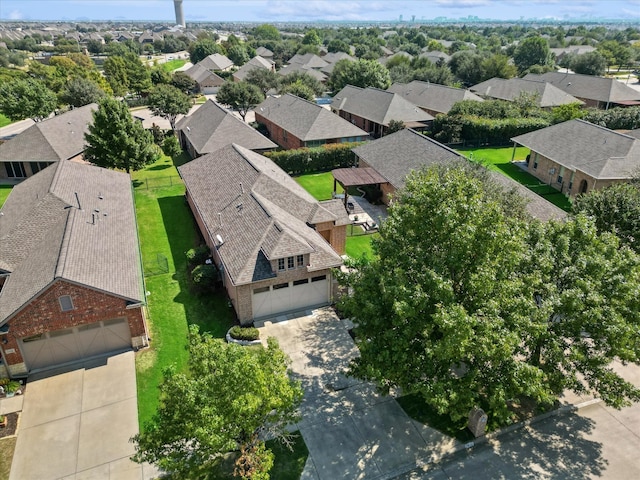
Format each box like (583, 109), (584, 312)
(468, 407), (488, 438)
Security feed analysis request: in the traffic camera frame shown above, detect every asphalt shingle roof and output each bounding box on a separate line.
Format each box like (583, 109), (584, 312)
(331, 85), (434, 126)
(197, 53), (234, 71)
(0, 104), (96, 162)
(233, 56), (275, 81)
(178, 144), (344, 286)
(287, 53), (329, 69)
(470, 77), (583, 107)
(388, 81), (484, 114)
(256, 94), (368, 142)
(523, 72), (640, 104)
(184, 63), (225, 86)
(353, 129), (566, 222)
(512, 119), (640, 180)
(176, 100), (276, 154)
(0, 161), (144, 323)
(278, 63), (327, 82)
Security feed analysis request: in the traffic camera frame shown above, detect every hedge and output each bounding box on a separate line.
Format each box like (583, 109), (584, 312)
(229, 326), (260, 341)
(433, 114), (551, 145)
(263, 142), (363, 175)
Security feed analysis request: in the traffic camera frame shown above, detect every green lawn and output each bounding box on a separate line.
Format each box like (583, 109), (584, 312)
(0, 186), (12, 208)
(134, 154), (235, 429)
(457, 146), (572, 211)
(294, 172), (343, 201)
(161, 59), (187, 72)
(0, 114), (11, 128)
(345, 232), (377, 259)
(266, 434), (309, 480)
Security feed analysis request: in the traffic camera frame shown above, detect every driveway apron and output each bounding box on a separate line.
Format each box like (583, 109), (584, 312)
(256, 308), (456, 480)
(10, 351), (158, 480)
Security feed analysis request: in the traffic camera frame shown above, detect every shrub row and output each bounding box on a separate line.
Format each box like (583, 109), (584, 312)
(583, 106), (640, 131)
(263, 142), (363, 175)
(229, 326), (260, 341)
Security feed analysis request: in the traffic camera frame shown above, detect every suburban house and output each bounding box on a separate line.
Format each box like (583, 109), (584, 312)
(331, 85), (434, 138)
(233, 55), (276, 82)
(177, 100), (277, 157)
(255, 46), (274, 59)
(0, 103), (96, 181)
(469, 77), (583, 108)
(197, 53), (234, 72)
(254, 94), (369, 149)
(345, 128), (565, 221)
(388, 81), (484, 116)
(278, 63), (327, 82)
(286, 53), (329, 70)
(178, 143), (348, 324)
(0, 161), (148, 377)
(523, 72), (640, 109)
(512, 119), (640, 197)
(184, 63), (225, 94)
(550, 45), (596, 63)
(418, 50), (451, 65)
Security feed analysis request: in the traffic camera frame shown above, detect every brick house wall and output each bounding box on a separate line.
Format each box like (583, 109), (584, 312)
(1, 279), (147, 376)
(254, 113), (304, 150)
(526, 150), (624, 197)
(315, 221), (346, 254)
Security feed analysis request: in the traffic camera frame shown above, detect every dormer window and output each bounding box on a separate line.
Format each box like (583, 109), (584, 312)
(59, 295), (74, 312)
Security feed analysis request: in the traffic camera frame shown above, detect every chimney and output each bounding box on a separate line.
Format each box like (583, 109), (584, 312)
(173, 0), (185, 27)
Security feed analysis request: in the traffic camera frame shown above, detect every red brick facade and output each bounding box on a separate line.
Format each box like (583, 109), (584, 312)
(1, 279), (147, 375)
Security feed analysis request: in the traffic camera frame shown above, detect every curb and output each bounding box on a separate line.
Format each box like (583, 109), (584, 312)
(382, 397), (602, 480)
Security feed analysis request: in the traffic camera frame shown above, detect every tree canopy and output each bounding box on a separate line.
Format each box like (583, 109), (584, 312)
(339, 165), (640, 427)
(513, 36), (552, 73)
(147, 83), (191, 130)
(84, 97), (159, 173)
(132, 326), (303, 479)
(327, 59), (391, 93)
(0, 77), (57, 122)
(188, 38), (225, 64)
(216, 81), (264, 122)
(60, 77), (106, 107)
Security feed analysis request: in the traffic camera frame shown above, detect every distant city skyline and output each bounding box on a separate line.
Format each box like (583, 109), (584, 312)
(1, 0), (640, 23)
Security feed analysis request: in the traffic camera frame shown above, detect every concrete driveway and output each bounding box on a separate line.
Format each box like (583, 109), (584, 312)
(10, 351), (158, 480)
(256, 308), (456, 480)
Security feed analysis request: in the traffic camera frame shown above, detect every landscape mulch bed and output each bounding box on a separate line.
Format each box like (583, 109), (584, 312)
(0, 413), (19, 438)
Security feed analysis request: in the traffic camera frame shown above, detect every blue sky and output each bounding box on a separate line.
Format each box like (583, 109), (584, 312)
(1, 0), (639, 22)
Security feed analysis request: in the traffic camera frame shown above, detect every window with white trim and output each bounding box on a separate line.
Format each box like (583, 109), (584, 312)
(297, 255), (304, 267)
(278, 258), (285, 271)
(287, 256), (295, 269)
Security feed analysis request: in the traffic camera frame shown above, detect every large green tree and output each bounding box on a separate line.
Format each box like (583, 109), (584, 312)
(571, 51), (608, 76)
(147, 84), (191, 130)
(0, 78), (57, 121)
(245, 67), (281, 96)
(572, 183), (640, 253)
(339, 165), (640, 427)
(132, 326), (303, 479)
(216, 81), (264, 122)
(327, 59), (391, 93)
(60, 77), (106, 107)
(513, 36), (552, 73)
(188, 38), (224, 64)
(84, 97), (159, 173)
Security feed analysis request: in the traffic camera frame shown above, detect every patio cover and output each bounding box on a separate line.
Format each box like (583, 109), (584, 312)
(332, 167), (387, 187)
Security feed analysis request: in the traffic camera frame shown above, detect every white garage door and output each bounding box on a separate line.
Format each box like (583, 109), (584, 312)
(252, 275), (329, 320)
(201, 86), (219, 94)
(19, 318), (132, 371)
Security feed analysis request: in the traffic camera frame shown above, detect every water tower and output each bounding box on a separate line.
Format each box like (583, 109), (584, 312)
(174, 0), (185, 27)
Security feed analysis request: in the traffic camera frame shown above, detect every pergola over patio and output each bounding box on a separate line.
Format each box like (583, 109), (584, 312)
(332, 167), (387, 209)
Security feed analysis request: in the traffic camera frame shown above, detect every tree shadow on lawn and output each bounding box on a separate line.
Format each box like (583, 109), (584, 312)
(157, 195), (235, 337)
(443, 410), (606, 478)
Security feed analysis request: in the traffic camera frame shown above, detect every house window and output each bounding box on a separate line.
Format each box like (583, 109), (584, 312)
(297, 255), (304, 267)
(254, 286), (270, 294)
(533, 154), (538, 170)
(282, 130), (288, 142)
(59, 295), (74, 312)
(30, 162), (51, 175)
(311, 275), (327, 282)
(278, 258), (285, 271)
(287, 256), (295, 269)
(293, 279), (309, 286)
(557, 166), (565, 185)
(273, 282), (289, 290)
(5, 162), (26, 178)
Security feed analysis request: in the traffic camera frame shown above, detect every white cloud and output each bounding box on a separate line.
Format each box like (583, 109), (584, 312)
(434, 0), (490, 7)
(260, 1), (405, 20)
(8, 9), (23, 20)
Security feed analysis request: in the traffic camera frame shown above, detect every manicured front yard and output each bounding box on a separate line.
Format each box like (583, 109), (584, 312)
(457, 146), (572, 211)
(161, 59), (187, 72)
(0, 186), (12, 208)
